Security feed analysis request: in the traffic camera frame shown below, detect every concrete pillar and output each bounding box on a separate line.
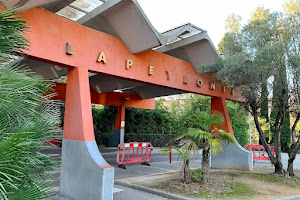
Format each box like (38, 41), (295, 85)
(59, 67), (114, 200)
(110, 105), (125, 147)
(211, 97), (253, 171)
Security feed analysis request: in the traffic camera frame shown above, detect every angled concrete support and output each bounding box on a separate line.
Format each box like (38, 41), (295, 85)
(60, 67), (114, 200)
(109, 105), (125, 147)
(211, 97), (253, 171)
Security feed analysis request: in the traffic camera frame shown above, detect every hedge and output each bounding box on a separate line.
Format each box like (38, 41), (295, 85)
(124, 133), (179, 147)
(94, 131), (179, 147)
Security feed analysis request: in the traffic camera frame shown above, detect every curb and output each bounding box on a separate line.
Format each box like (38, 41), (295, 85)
(275, 195), (300, 200)
(115, 181), (193, 200)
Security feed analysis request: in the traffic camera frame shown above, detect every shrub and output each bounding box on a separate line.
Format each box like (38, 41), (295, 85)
(192, 168), (202, 182)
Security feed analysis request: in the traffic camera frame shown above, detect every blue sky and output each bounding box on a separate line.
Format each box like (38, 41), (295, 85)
(138, 0), (286, 47)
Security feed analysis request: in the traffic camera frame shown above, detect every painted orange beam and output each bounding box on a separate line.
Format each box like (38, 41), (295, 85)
(19, 8), (243, 102)
(63, 67), (95, 141)
(211, 97), (234, 137)
(52, 83), (155, 109)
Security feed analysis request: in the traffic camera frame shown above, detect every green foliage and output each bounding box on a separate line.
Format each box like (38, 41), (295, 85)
(0, 63), (60, 200)
(199, 2), (300, 165)
(0, 7), (59, 199)
(93, 95), (249, 147)
(227, 101), (249, 146)
(93, 106), (117, 134)
(125, 133), (178, 147)
(0, 8), (28, 59)
(225, 14), (242, 34)
(161, 138), (198, 183)
(280, 115), (291, 152)
(191, 168), (202, 182)
(125, 102), (173, 134)
(219, 182), (256, 197)
(181, 111), (236, 155)
(260, 82), (269, 122)
(167, 139), (199, 162)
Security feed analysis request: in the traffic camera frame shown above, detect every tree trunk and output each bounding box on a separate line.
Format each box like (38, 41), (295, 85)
(183, 159), (192, 184)
(274, 161), (285, 174)
(287, 157), (295, 176)
(291, 114), (300, 145)
(288, 114), (300, 176)
(287, 147), (300, 176)
(252, 107), (286, 175)
(201, 140), (210, 184)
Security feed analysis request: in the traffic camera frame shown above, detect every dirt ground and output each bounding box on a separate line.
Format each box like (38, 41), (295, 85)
(140, 166), (300, 200)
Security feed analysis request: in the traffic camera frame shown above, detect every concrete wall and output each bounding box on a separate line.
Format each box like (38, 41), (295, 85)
(60, 139), (114, 200)
(211, 138), (253, 171)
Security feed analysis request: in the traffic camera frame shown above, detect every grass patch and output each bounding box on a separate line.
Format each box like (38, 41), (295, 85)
(194, 182), (257, 198)
(248, 173), (281, 183)
(152, 178), (258, 199)
(217, 182), (257, 197)
(243, 173), (300, 187)
(150, 169), (300, 199)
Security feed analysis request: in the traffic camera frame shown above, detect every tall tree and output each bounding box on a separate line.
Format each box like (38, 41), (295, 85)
(283, 0), (300, 176)
(199, 4), (300, 175)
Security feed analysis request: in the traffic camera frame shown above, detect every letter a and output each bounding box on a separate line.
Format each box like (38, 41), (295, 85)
(97, 52), (107, 64)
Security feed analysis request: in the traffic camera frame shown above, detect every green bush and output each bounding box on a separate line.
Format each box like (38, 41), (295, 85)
(192, 168), (202, 182)
(227, 101), (249, 146)
(124, 133), (179, 147)
(94, 131), (111, 146)
(92, 96), (249, 147)
(94, 132), (179, 147)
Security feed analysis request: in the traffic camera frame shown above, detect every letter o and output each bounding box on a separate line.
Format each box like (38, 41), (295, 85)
(197, 79), (202, 87)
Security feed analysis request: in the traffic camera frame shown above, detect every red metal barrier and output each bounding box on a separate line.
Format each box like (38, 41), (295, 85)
(117, 142), (153, 169)
(244, 144), (275, 160)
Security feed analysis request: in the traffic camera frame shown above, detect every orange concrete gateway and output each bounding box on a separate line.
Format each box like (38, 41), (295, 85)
(1, 1), (253, 199)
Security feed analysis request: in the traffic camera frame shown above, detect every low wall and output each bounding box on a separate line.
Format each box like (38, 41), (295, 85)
(211, 138), (253, 171)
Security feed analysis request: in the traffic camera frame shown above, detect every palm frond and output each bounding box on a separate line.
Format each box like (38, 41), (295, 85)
(179, 139), (199, 158)
(7, 181), (56, 200)
(185, 128), (212, 144)
(210, 111), (224, 127)
(0, 62), (60, 199)
(218, 129), (236, 145)
(0, 8), (29, 59)
(209, 139), (224, 155)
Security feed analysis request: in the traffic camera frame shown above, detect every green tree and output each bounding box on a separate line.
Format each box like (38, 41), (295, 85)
(199, 6), (287, 175)
(93, 95), (249, 147)
(162, 139), (199, 184)
(199, 1), (300, 175)
(179, 111), (235, 184)
(0, 7), (60, 199)
(283, 0), (300, 176)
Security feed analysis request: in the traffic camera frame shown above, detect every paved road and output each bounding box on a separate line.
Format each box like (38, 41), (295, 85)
(113, 185), (171, 200)
(101, 149), (202, 180)
(45, 147), (300, 200)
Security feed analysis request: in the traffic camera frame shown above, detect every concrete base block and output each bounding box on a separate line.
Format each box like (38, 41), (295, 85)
(211, 138), (253, 171)
(59, 139), (114, 200)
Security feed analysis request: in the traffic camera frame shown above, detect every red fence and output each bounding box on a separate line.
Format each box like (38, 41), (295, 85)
(117, 142), (153, 169)
(244, 145), (275, 160)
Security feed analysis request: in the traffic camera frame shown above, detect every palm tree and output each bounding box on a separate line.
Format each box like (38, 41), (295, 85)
(0, 6), (61, 200)
(162, 139), (199, 184)
(0, 7), (28, 59)
(179, 111), (235, 184)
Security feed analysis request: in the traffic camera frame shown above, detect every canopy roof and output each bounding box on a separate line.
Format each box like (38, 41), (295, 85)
(2, 0), (219, 70)
(1, 0), (240, 104)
